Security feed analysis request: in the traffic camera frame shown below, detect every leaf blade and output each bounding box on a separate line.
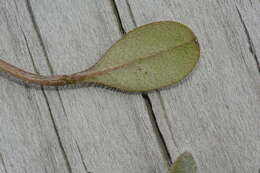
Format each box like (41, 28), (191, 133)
(86, 21), (200, 92)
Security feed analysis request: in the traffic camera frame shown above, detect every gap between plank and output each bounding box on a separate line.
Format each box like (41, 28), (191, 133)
(142, 93), (173, 165)
(110, 0), (126, 34)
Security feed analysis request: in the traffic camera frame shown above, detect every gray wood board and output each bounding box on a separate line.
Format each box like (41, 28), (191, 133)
(0, 1), (71, 172)
(0, 0), (170, 173)
(114, 0), (260, 173)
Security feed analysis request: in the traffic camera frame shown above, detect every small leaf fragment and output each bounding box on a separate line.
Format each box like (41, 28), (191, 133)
(168, 152), (197, 173)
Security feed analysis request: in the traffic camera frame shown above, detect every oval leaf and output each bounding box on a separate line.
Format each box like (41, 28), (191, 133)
(0, 21), (200, 92)
(85, 21), (200, 92)
(168, 152), (197, 173)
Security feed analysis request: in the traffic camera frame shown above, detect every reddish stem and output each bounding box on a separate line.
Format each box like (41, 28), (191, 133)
(0, 59), (84, 86)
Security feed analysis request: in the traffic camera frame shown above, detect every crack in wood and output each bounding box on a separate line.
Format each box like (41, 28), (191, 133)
(56, 88), (69, 120)
(75, 142), (91, 173)
(236, 6), (260, 73)
(0, 153), (8, 173)
(142, 93), (173, 165)
(125, 0), (137, 27)
(41, 89), (73, 173)
(156, 92), (179, 150)
(21, 28), (39, 74)
(110, 0), (126, 35)
(25, 0), (54, 74)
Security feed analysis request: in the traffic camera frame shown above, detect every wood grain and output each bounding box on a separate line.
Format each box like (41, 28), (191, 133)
(236, 0), (260, 72)
(0, 0), (169, 173)
(0, 1), (71, 172)
(114, 0), (260, 172)
(1, 0), (259, 173)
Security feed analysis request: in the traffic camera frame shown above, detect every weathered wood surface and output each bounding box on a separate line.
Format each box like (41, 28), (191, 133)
(0, 1), (169, 173)
(115, 0), (260, 172)
(0, 1), (259, 173)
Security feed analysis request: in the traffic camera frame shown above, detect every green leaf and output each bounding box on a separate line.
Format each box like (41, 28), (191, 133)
(0, 21), (200, 92)
(85, 21), (200, 92)
(168, 152), (197, 173)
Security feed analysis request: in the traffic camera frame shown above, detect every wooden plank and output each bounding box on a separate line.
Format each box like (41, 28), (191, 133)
(235, 0), (260, 71)
(235, 1), (260, 95)
(114, 0), (260, 172)
(1, 0), (170, 173)
(0, 1), (71, 173)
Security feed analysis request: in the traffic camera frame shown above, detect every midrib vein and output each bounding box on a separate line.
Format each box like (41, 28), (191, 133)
(0, 38), (197, 85)
(75, 38), (197, 81)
